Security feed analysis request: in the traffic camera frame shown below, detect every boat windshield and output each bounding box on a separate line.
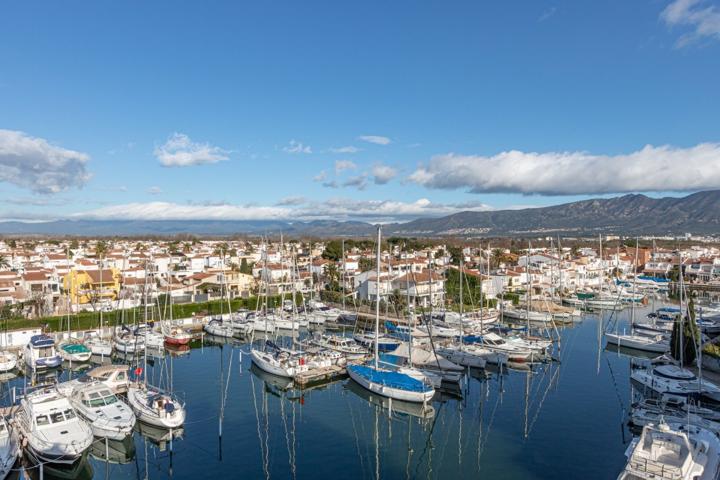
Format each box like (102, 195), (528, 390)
(37, 346), (54, 357)
(85, 390), (118, 407)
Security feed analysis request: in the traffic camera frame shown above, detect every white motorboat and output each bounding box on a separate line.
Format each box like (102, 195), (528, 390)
(58, 364), (131, 396)
(605, 332), (670, 353)
(310, 334), (369, 361)
(23, 335), (62, 370)
(68, 382), (136, 440)
(0, 417), (19, 479)
(474, 332), (533, 362)
(631, 364), (720, 403)
(126, 383), (185, 429)
(14, 388), (93, 465)
(618, 421), (720, 480)
(630, 404), (720, 436)
(204, 319), (235, 338)
(0, 351), (16, 373)
(57, 340), (92, 363)
(437, 344), (491, 368)
(502, 307), (554, 324)
(386, 343), (465, 382)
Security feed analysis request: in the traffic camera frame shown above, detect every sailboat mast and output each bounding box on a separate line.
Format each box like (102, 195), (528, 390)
(679, 251), (684, 368)
(405, 245), (413, 366)
(374, 225), (381, 367)
(459, 256), (464, 353)
(342, 239), (346, 311)
(526, 241), (531, 334)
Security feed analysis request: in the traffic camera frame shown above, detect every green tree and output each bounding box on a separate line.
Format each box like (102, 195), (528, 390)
(670, 297), (701, 366)
(239, 258), (253, 275)
(69, 239), (79, 250)
(0, 255), (9, 269)
(359, 257), (375, 272)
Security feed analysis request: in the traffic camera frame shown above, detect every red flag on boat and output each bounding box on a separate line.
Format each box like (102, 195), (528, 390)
(134, 367), (143, 376)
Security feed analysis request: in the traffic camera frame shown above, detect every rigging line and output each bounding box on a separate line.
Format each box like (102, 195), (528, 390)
(604, 353), (627, 418)
(412, 400), (443, 479)
(527, 362), (562, 435)
(249, 374), (269, 480)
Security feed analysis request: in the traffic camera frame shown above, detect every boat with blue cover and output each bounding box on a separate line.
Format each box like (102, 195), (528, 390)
(346, 226), (435, 404)
(24, 335), (62, 370)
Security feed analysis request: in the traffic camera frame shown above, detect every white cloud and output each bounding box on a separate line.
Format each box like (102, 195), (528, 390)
(313, 170), (328, 182)
(342, 174), (368, 190)
(322, 180), (339, 189)
(147, 186), (163, 195)
(372, 163), (398, 185)
(282, 139), (312, 154)
(73, 197), (490, 223)
(329, 146), (360, 154)
(409, 143), (720, 195)
(0, 129), (91, 194)
(335, 160), (357, 174)
(662, 0), (720, 47)
(276, 196), (306, 206)
(154, 133), (229, 167)
(358, 135), (392, 145)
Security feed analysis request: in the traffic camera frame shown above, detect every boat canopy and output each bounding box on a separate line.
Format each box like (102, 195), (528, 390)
(349, 364), (431, 393)
(30, 335), (54, 347)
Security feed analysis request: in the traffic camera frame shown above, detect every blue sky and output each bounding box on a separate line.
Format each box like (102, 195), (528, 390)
(1, 0), (719, 223)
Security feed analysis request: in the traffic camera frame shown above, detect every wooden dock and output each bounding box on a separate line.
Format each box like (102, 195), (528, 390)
(294, 365), (346, 387)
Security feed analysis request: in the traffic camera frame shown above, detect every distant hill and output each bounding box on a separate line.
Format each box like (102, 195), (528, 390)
(386, 190), (720, 237)
(1, 191), (719, 237)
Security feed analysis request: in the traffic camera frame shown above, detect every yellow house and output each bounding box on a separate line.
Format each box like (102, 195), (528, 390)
(63, 268), (121, 305)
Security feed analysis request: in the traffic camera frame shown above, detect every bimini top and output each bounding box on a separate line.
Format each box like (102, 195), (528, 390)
(348, 364), (432, 393)
(30, 335), (55, 347)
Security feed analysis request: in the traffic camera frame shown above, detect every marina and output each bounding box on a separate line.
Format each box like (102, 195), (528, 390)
(0, 299), (709, 479)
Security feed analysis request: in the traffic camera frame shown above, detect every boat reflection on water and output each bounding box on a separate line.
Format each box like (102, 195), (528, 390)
(249, 363), (307, 402)
(135, 420), (184, 452)
(345, 378), (435, 420)
(88, 434), (136, 464)
(604, 343), (659, 360)
(165, 344), (191, 357)
(203, 333), (242, 348)
(24, 455), (94, 480)
(89, 353), (113, 366)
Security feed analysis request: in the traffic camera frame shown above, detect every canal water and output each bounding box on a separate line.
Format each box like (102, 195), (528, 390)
(2, 304), (661, 479)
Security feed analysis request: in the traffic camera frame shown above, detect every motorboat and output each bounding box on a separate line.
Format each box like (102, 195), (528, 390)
(0, 351), (16, 373)
(204, 318), (235, 338)
(631, 363), (720, 403)
(618, 421), (720, 480)
(437, 344), (492, 368)
(0, 417), (19, 479)
(126, 383), (186, 429)
(23, 335), (62, 370)
(58, 364), (131, 396)
(353, 332), (401, 352)
(467, 332), (533, 362)
(57, 340), (92, 363)
(68, 381), (136, 440)
(310, 334), (369, 361)
(14, 387), (93, 465)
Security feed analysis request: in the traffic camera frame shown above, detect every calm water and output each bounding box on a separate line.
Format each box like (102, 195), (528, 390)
(2, 305), (659, 480)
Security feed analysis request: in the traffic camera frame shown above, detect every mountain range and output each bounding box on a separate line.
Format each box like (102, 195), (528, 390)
(1, 190), (719, 237)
